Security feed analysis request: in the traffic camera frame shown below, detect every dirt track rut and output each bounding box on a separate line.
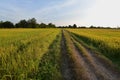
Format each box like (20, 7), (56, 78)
(61, 30), (120, 80)
(61, 30), (75, 80)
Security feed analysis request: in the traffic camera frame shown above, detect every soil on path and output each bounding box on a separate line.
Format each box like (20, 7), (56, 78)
(61, 30), (75, 80)
(61, 30), (120, 80)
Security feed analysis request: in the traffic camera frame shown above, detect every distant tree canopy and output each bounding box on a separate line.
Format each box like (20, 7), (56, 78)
(73, 24), (77, 28)
(68, 24), (77, 28)
(39, 23), (47, 28)
(15, 20), (28, 28)
(0, 18), (56, 28)
(27, 18), (37, 28)
(0, 18), (116, 28)
(0, 21), (14, 28)
(48, 23), (56, 28)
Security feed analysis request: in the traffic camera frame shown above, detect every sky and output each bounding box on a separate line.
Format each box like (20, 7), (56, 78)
(0, 0), (120, 27)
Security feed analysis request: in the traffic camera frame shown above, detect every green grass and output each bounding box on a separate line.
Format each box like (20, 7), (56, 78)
(67, 29), (120, 68)
(33, 32), (62, 80)
(0, 28), (120, 79)
(0, 29), (62, 80)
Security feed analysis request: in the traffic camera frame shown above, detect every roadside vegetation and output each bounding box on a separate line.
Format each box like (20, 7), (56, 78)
(0, 28), (120, 80)
(67, 29), (120, 68)
(0, 29), (62, 80)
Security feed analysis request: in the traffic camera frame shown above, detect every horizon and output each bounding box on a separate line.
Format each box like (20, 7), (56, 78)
(0, 0), (120, 27)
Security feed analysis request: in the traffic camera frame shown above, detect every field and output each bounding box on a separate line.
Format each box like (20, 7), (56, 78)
(0, 28), (120, 80)
(67, 29), (120, 66)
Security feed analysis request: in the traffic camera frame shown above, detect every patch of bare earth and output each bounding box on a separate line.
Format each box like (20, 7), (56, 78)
(61, 31), (75, 80)
(61, 30), (120, 80)
(75, 40), (120, 80)
(62, 30), (98, 80)
(70, 33), (120, 80)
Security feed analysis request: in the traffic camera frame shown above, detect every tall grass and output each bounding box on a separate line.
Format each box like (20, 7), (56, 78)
(34, 33), (62, 80)
(67, 29), (120, 67)
(0, 29), (61, 79)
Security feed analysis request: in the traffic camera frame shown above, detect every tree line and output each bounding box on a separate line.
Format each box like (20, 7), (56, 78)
(0, 18), (119, 29)
(59, 25), (120, 29)
(0, 18), (56, 28)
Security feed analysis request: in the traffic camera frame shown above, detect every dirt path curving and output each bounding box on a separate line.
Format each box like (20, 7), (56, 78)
(70, 32), (120, 80)
(61, 30), (120, 80)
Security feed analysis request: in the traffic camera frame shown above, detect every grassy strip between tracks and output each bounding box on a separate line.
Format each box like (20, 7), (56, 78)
(67, 29), (120, 69)
(70, 31), (120, 70)
(63, 30), (90, 80)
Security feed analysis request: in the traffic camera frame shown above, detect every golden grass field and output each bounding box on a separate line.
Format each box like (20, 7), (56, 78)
(0, 28), (120, 80)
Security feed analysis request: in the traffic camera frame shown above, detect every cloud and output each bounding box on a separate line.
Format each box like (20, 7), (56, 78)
(28, 0), (79, 24)
(52, 0), (93, 26)
(35, 0), (79, 14)
(0, 1), (28, 22)
(33, 0), (92, 25)
(81, 0), (120, 27)
(1, 0), (119, 27)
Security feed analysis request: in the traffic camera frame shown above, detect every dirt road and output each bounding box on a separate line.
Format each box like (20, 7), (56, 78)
(61, 30), (75, 80)
(61, 30), (120, 80)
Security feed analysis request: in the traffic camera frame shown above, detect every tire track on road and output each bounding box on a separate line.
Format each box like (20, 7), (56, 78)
(61, 30), (75, 80)
(71, 32), (120, 80)
(63, 30), (98, 80)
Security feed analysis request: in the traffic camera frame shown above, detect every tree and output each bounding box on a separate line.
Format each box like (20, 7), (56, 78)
(2, 21), (14, 28)
(90, 25), (96, 28)
(68, 25), (72, 28)
(0, 18), (58, 28)
(27, 18), (37, 28)
(15, 20), (28, 28)
(48, 23), (56, 28)
(39, 23), (47, 28)
(73, 24), (77, 28)
(0, 21), (3, 28)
